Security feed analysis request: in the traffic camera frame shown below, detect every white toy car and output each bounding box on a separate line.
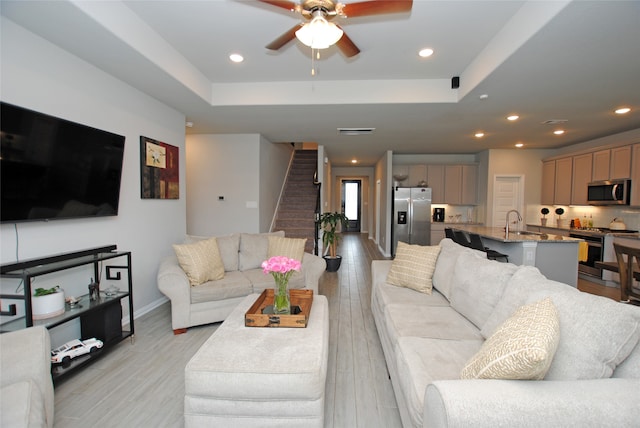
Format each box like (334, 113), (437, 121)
(51, 338), (103, 364)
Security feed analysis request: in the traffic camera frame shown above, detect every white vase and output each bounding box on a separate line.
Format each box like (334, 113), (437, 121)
(32, 291), (65, 320)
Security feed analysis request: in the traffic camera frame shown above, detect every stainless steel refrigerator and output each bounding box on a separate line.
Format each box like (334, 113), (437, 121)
(392, 187), (432, 256)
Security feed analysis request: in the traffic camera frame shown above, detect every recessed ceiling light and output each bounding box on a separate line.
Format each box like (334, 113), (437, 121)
(229, 53), (244, 63)
(418, 48), (434, 58)
(553, 129), (565, 135)
(615, 107), (631, 114)
(479, 94), (489, 100)
(507, 115), (519, 121)
(515, 143), (524, 148)
(185, 121), (194, 128)
(351, 159), (358, 164)
(474, 132), (485, 138)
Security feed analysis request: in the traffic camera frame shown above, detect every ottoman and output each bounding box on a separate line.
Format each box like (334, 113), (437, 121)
(184, 293), (329, 428)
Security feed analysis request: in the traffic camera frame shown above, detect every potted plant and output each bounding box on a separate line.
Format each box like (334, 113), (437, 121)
(319, 211), (349, 272)
(555, 207), (565, 227)
(540, 207), (550, 226)
(32, 286), (65, 320)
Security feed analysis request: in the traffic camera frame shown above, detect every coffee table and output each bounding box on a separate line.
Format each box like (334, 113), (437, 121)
(184, 292), (329, 428)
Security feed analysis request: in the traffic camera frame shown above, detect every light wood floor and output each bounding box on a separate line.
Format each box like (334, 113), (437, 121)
(53, 233), (400, 428)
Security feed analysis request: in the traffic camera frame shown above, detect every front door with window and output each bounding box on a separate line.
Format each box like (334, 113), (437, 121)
(341, 180), (361, 232)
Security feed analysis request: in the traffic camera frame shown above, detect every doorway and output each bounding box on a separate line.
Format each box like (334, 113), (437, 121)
(492, 175), (524, 227)
(341, 180), (361, 232)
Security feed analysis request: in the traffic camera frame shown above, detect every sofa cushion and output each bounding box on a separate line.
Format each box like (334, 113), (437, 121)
(173, 237), (225, 286)
(449, 252), (518, 329)
(373, 281), (450, 314)
(613, 340), (640, 378)
(492, 266), (640, 379)
(461, 297), (560, 380)
(239, 231), (285, 271)
(386, 242), (441, 294)
(432, 239), (485, 301)
(190, 271), (253, 304)
(383, 304), (484, 345)
(395, 337), (483, 428)
(267, 236), (306, 262)
(185, 233), (240, 272)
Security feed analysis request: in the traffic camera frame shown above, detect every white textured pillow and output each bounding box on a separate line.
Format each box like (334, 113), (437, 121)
(461, 297), (560, 380)
(386, 242), (441, 294)
(239, 231), (285, 271)
(268, 236), (306, 262)
(173, 237), (225, 286)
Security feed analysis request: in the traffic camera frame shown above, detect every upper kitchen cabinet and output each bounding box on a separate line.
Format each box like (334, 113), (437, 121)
(554, 157), (573, 205)
(541, 160), (555, 205)
(407, 164), (427, 187)
(632, 143), (640, 206)
(571, 153), (593, 205)
(592, 146), (632, 181)
(427, 165), (445, 203)
(444, 164), (478, 205)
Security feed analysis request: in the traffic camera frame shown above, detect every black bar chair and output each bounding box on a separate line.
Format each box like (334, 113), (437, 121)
(445, 228), (455, 239)
(613, 243), (640, 305)
(468, 233), (509, 262)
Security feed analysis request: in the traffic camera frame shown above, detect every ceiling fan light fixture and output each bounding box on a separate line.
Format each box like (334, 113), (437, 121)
(295, 14), (343, 49)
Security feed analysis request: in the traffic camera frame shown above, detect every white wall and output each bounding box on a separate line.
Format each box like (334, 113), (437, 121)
(185, 134), (292, 236)
(375, 151), (393, 257)
(0, 18), (187, 325)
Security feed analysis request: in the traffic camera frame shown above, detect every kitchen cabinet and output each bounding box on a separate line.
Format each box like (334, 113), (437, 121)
(443, 164), (478, 205)
(541, 160), (556, 205)
(610, 146), (632, 179)
(407, 164), (427, 187)
(592, 146), (632, 181)
(571, 153), (592, 205)
(427, 165), (445, 203)
(554, 157), (573, 205)
(632, 143), (640, 206)
(430, 222), (445, 245)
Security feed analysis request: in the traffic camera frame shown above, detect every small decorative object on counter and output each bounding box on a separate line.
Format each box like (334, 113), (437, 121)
(540, 208), (549, 226)
(32, 286), (65, 319)
(88, 278), (100, 301)
(555, 208), (565, 228)
(261, 256), (302, 315)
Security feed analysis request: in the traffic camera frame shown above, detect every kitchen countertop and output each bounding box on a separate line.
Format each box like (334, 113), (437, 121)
(451, 225), (581, 243)
(527, 223), (640, 240)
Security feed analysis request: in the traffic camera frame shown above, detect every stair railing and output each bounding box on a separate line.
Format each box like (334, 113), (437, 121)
(314, 169), (321, 256)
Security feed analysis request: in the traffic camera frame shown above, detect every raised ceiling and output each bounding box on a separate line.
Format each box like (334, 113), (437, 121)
(2, 0), (639, 166)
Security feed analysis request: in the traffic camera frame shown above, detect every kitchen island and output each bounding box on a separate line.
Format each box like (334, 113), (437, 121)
(449, 225), (581, 287)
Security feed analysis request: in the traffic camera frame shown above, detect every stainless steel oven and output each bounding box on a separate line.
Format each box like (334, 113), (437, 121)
(570, 231), (604, 278)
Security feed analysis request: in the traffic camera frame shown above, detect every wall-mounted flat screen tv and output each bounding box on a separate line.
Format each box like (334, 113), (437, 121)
(1, 102), (126, 223)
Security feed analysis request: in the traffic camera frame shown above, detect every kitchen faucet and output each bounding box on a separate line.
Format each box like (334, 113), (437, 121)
(505, 209), (522, 235)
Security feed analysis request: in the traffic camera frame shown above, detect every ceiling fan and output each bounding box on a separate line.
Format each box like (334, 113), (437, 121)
(259, 0), (413, 57)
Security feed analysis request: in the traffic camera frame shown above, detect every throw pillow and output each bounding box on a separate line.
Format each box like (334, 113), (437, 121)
(173, 237), (225, 286)
(386, 241), (441, 294)
(239, 231), (285, 271)
(460, 297), (560, 380)
(267, 236), (306, 262)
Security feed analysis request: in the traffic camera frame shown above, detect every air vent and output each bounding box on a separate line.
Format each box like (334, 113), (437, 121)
(337, 128), (376, 136)
(541, 119), (568, 125)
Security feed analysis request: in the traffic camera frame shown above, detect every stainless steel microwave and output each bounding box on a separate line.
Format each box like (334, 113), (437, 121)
(587, 179), (631, 205)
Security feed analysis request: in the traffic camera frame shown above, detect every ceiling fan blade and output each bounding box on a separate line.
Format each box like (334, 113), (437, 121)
(257, 0), (299, 13)
(266, 24), (303, 50)
(335, 29), (360, 57)
(341, 0), (413, 18)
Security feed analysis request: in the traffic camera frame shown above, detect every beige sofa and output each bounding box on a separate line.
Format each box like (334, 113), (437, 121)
(372, 238), (640, 428)
(158, 231), (326, 334)
(0, 326), (54, 428)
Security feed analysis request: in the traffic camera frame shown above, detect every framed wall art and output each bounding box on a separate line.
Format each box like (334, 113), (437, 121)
(140, 136), (179, 199)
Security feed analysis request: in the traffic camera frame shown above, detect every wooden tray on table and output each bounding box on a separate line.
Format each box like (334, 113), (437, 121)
(245, 289), (313, 328)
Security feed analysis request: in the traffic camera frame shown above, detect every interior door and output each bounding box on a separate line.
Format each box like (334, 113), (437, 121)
(341, 180), (361, 232)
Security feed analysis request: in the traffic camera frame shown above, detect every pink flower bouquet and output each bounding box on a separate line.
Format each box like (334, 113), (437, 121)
(261, 256), (301, 314)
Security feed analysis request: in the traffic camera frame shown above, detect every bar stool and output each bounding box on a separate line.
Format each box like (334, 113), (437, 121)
(468, 233), (509, 263)
(444, 228), (455, 240)
(613, 243), (640, 305)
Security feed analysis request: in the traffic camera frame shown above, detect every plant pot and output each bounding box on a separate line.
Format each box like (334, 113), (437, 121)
(323, 255), (342, 272)
(32, 291), (65, 320)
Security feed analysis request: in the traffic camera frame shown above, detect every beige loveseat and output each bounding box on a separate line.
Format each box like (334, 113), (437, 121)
(372, 238), (640, 428)
(0, 326), (54, 428)
(158, 231), (326, 334)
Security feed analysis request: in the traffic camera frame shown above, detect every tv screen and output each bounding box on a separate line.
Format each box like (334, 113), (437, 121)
(1, 102), (125, 223)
